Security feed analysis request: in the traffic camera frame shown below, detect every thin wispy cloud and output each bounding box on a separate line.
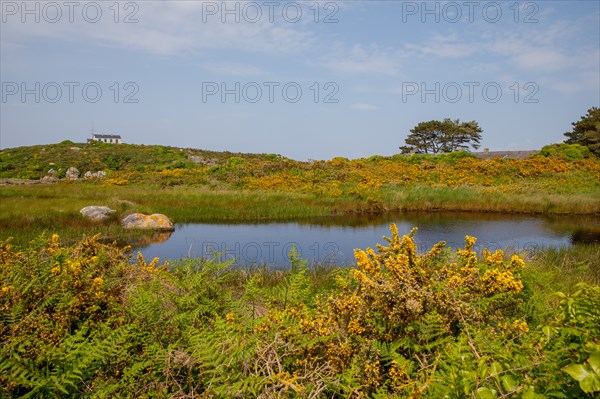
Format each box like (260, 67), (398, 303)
(320, 44), (402, 75)
(405, 33), (477, 59)
(1, 1), (317, 56)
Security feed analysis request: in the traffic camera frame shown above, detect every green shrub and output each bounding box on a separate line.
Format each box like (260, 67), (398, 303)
(539, 143), (591, 161)
(393, 151), (475, 165)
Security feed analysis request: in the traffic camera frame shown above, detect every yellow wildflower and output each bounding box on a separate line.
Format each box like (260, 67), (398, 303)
(481, 269), (524, 295)
(347, 319), (365, 335)
(510, 254), (526, 270)
(512, 319), (529, 333)
(354, 249), (379, 275)
(402, 233), (418, 264)
(483, 249), (504, 265)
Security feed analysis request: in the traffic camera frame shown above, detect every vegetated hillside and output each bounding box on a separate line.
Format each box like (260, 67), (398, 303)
(0, 141), (285, 179)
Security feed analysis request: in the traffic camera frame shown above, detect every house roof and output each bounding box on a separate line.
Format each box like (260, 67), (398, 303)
(93, 134), (122, 139)
(472, 150), (538, 160)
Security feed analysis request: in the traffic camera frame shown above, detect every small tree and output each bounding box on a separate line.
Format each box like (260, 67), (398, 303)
(400, 119), (482, 154)
(564, 107), (600, 156)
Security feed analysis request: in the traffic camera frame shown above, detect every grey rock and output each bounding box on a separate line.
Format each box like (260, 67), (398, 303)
(47, 168), (57, 177)
(188, 155), (204, 163)
(65, 167), (80, 179)
(80, 206), (116, 221)
(83, 170), (107, 179)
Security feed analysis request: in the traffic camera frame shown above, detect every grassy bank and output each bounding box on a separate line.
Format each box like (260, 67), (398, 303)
(2, 182), (599, 246)
(0, 184), (351, 245)
(1, 228), (598, 397)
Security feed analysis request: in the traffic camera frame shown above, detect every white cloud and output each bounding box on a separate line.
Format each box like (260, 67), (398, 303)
(1, 1), (316, 56)
(319, 44), (402, 75)
(402, 17), (595, 75)
(486, 33), (569, 73)
(405, 33), (477, 59)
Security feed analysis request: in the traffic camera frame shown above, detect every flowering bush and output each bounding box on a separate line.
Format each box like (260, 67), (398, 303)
(277, 225), (529, 396)
(1, 230), (598, 398)
(238, 155), (598, 205)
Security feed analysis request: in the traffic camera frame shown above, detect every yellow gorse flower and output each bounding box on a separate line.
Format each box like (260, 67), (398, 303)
(512, 319), (529, 333)
(136, 252), (167, 273)
(483, 249), (504, 265)
(481, 269), (524, 294)
(93, 277), (104, 288)
(510, 254), (526, 270)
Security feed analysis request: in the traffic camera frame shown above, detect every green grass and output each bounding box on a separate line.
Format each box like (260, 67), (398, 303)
(527, 244), (600, 290)
(0, 183), (348, 221)
(521, 244), (600, 326)
(0, 183), (359, 245)
(384, 185), (600, 214)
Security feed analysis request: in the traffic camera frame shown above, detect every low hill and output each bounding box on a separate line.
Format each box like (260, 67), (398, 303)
(0, 141), (284, 179)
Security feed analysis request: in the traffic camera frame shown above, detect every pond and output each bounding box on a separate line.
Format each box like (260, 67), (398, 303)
(136, 212), (600, 267)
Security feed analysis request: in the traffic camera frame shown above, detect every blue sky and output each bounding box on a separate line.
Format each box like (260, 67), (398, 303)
(1, 0), (599, 160)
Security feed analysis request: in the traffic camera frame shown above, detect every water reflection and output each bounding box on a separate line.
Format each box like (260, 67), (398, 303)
(128, 231), (174, 248)
(105, 230), (173, 249)
(571, 228), (600, 244)
(136, 212), (600, 267)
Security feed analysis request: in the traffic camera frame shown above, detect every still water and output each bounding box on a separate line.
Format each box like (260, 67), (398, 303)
(136, 212), (600, 267)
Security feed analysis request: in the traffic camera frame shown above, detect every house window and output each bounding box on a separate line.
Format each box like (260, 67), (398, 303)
(110, 139), (113, 143)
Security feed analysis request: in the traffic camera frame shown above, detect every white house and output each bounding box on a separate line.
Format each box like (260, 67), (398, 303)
(88, 134), (123, 144)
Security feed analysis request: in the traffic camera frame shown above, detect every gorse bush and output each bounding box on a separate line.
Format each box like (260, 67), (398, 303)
(1, 228), (599, 398)
(0, 234), (129, 397)
(266, 227), (532, 396)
